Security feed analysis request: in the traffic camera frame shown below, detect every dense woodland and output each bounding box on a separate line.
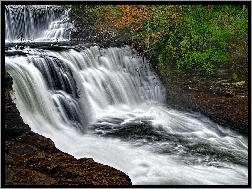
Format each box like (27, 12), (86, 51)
(66, 5), (248, 80)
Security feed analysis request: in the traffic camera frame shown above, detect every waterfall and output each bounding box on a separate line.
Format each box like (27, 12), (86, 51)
(5, 5), (248, 185)
(5, 5), (73, 42)
(6, 46), (166, 133)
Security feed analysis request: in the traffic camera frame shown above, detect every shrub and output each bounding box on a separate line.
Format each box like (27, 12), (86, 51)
(67, 5), (248, 76)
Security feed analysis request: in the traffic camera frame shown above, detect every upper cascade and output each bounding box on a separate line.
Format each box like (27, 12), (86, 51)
(5, 5), (73, 42)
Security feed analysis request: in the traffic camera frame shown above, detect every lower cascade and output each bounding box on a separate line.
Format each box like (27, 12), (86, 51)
(6, 45), (248, 185)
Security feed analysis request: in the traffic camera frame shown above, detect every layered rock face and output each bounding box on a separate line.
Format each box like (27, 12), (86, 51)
(4, 72), (132, 186)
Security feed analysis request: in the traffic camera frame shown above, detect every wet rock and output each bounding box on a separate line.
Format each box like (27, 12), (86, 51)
(5, 166), (58, 185)
(110, 121), (164, 141)
(161, 73), (248, 135)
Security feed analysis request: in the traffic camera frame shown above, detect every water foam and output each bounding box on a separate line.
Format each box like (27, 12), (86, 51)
(5, 5), (73, 42)
(5, 46), (248, 185)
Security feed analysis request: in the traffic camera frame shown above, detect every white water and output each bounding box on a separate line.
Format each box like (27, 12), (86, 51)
(5, 5), (248, 185)
(5, 5), (73, 42)
(5, 46), (248, 185)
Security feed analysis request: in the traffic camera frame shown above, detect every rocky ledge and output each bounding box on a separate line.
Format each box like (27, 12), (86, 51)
(4, 72), (132, 186)
(161, 71), (248, 135)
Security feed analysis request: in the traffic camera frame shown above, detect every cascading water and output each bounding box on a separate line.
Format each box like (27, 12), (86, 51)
(5, 5), (73, 42)
(5, 5), (248, 185)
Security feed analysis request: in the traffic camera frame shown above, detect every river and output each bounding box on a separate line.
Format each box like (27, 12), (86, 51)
(5, 5), (248, 185)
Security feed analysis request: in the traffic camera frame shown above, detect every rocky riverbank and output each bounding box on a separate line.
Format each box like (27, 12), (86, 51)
(159, 69), (248, 135)
(4, 72), (132, 186)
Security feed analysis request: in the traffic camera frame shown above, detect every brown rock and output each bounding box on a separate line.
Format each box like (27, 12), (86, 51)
(161, 73), (248, 135)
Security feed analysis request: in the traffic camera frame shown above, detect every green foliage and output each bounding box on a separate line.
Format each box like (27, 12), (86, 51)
(150, 5), (247, 76)
(231, 73), (238, 82)
(5, 88), (13, 103)
(67, 5), (248, 76)
(68, 5), (102, 36)
(68, 5), (100, 25)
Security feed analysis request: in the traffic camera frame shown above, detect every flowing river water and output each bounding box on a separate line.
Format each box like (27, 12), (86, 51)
(5, 5), (248, 185)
